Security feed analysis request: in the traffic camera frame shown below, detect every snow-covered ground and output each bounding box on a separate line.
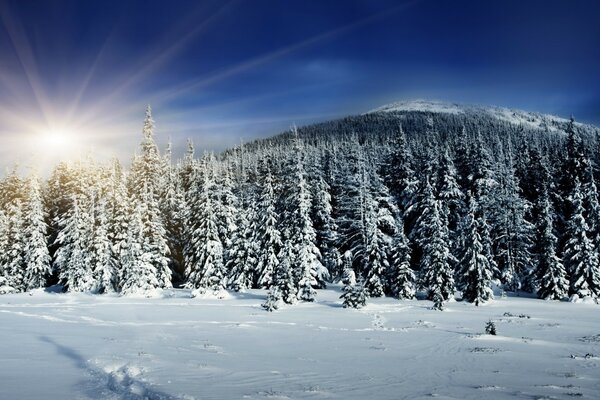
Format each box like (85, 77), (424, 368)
(1, 287), (599, 400)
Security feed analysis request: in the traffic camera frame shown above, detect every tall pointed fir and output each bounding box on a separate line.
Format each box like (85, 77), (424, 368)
(382, 124), (418, 213)
(362, 178), (389, 298)
(458, 195), (494, 305)
(121, 184), (172, 295)
(0, 210), (10, 292)
(311, 173), (341, 282)
(55, 196), (94, 292)
(389, 217), (415, 299)
(213, 162), (238, 267)
(4, 200), (26, 292)
(160, 141), (186, 281)
(284, 132), (325, 301)
(414, 178), (455, 309)
(255, 161), (283, 288)
(534, 188), (568, 300)
(226, 191), (258, 291)
(22, 176), (51, 290)
(91, 193), (117, 293)
(273, 240), (298, 304)
(184, 161), (226, 297)
(336, 143), (391, 296)
(563, 178), (600, 299)
(128, 105), (164, 198)
(106, 158), (129, 289)
(340, 255), (367, 309)
(435, 147), (463, 241)
(492, 145), (534, 292)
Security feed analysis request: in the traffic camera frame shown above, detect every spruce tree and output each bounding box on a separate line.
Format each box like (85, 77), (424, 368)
(415, 178), (455, 306)
(284, 133), (325, 301)
(563, 178), (600, 299)
(22, 176), (51, 290)
(55, 196), (94, 292)
(274, 241), (298, 304)
(91, 195), (117, 293)
(340, 265), (367, 309)
(121, 185), (172, 295)
(226, 204), (258, 291)
(255, 162), (282, 288)
(184, 166), (226, 296)
(458, 196), (494, 305)
(389, 218), (415, 299)
(534, 189), (568, 300)
(5, 200), (26, 292)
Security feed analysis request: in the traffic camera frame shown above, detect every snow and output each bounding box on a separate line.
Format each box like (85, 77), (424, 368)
(370, 100), (465, 115)
(369, 100), (594, 134)
(1, 287), (599, 399)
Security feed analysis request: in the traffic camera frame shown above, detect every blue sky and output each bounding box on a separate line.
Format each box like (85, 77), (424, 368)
(0, 0), (599, 168)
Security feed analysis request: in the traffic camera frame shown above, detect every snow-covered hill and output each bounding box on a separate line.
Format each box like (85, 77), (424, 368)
(369, 99), (589, 134)
(1, 287), (599, 400)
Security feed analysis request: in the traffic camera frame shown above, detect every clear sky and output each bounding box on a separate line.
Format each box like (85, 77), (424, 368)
(0, 0), (599, 170)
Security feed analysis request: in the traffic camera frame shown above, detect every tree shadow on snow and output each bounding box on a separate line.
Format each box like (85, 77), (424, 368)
(226, 290), (267, 301)
(39, 336), (178, 400)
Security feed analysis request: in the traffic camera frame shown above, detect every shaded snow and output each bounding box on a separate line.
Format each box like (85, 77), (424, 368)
(1, 288), (599, 399)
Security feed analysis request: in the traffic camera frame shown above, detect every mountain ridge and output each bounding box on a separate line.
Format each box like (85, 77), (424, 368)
(367, 99), (595, 134)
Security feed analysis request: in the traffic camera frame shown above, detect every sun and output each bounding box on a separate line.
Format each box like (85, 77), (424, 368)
(40, 128), (74, 149)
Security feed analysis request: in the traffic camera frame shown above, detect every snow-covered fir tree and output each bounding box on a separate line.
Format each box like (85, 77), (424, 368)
(283, 133), (326, 301)
(457, 195), (494, 305)
(414, 178), (456, 307)
(563, 178), (600, 299)
(255, 161), (282, 288)
(534, 189), (568, 300)
(340, 257), (367, 309)
(121, 185), (171, 295)
(226, 202), (258, 291)
(388, 218), (415, 299)
(55, 195), (94, 292)
(184, 162), (226, 296)
(22, 176), (52, 290)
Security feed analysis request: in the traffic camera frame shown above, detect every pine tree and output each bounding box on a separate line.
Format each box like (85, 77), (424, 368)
(274, 241), (298, 304)
(284, 133), (325, 301)
(121, 185), (172, 295)
(563, 178), (600, 299)
(5, 200), (26, 292)
(128, 105), (164, 199)
(214, 161), (238, 266)
(436, 147), (463, 230)
(0, 209), (11, 292)
(389, 218), (415, 299)
(534, 189), (568, 300)
(55, 196), (94, 292)
(311, 174), (341, 283)
(458, 196), (494, 305)
(415, 178), (455, 306)
(106, 159), (129, 290)
(22, 176), (51, 290)
(160, 142), (186, 281)
(382, 124), (418, 212)
(262, 287), (282, 312)
(226, 205), (258, 291)
(91, 195), (117, 293)
(255, 162), (282, 288)
(340, 265), (367, 309)
(491, 145), (534, 292)
(184, 166), (226, 296)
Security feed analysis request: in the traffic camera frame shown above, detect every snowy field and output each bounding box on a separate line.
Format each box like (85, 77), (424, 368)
(1, 288), (599, 400)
